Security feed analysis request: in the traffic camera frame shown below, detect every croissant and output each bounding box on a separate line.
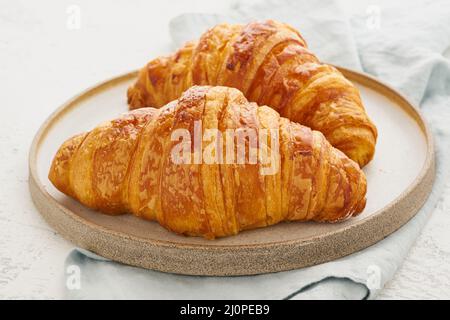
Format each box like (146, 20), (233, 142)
(128, 20), (377, 167)
(49, 86), (367, 239)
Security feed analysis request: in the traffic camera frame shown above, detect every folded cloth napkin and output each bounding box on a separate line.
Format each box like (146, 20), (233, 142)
(65, 0), (450, 299)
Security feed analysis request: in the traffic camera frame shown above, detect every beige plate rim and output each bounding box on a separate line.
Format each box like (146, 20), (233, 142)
(28, 67), (435, 275)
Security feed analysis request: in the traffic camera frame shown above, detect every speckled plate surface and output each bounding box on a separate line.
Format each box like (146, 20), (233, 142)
(29, 68), (435, 276)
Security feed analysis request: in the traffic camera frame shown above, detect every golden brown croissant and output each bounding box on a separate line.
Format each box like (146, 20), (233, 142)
(128, 20), (377, 167)
(50, 86), (367, 239)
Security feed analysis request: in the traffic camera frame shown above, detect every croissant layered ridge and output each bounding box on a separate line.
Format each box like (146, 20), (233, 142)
(50, 86), (367, 239)
(128, 20), (377, 167)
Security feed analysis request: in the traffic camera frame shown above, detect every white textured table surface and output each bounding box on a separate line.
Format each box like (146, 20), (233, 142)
(1, 0), (449, 299)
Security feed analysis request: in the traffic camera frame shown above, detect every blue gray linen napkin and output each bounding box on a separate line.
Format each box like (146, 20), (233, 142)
(65, 0), (450, 299)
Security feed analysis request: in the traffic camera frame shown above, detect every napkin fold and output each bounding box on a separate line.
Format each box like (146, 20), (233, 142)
(65, 0), (450, 299)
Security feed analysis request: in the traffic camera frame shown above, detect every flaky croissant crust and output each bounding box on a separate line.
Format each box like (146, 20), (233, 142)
(128, 20), (377, 167)
(50, 86), (367, 239)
